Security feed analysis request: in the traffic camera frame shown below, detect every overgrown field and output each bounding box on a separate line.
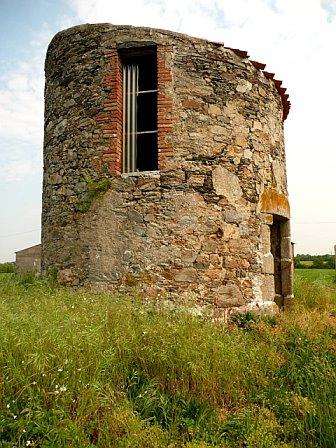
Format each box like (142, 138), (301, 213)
(0, 271), (335, 447)
(295, 268), (335, 284)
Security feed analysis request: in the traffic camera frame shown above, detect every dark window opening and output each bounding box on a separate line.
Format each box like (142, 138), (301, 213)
(119, 48), (158, 173)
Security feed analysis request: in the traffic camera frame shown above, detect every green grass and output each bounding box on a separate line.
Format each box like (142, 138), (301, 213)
(295, 268), (336, 285)
(0, 272), (335, 447)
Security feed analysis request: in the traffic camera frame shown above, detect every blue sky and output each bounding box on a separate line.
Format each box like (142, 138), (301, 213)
(1, 0), (336, 261)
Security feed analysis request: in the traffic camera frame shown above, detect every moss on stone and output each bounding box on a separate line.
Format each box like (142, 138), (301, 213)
(124, 271), (153, 287)
(76, 178), (110, 213)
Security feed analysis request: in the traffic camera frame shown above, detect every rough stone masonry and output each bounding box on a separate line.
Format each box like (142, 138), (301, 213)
(42, 23), (293, 316)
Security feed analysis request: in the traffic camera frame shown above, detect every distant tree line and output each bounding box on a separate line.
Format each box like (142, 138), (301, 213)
(0, 262), (16, 273)
(295, 254), (335, 269)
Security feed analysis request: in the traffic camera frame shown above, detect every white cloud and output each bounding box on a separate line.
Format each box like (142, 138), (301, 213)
(0, 160), (38, 183)
(0, 23), (67, 185)
(0, 50), (44, 145)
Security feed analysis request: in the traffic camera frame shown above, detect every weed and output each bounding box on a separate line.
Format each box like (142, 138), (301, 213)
(76, 177), (110, 213)
(230, 311), (257, 331)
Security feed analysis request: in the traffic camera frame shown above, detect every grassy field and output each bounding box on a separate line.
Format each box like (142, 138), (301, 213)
(0, 271), (335, 447)
(295, 268), (336, 284)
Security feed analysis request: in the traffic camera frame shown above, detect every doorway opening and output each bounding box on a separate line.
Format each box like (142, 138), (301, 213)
(270, 215), (293, 308)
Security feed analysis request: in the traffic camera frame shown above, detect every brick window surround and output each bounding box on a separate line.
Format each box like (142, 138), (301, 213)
(96, 45), (173, 175)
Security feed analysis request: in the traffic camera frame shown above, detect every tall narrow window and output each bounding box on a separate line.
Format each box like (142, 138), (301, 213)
(121, 47), (158, 173)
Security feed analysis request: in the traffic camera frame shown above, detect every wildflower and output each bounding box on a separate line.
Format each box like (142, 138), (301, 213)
(57, 368), (63, 372)
(31, 381), (36, 385)
(6, 404), (10, 408)
(26, 441), (32, 446)
(59, 385), (67, 393)
(13, 415), (17, 419)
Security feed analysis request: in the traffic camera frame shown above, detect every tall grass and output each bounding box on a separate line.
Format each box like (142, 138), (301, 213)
(0, 272), (335, 447)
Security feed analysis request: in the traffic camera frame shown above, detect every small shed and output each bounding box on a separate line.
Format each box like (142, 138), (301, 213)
(15, 244), (41, 274)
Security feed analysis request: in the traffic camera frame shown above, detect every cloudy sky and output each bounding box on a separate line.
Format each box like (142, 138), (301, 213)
(1, 0), (336, 262)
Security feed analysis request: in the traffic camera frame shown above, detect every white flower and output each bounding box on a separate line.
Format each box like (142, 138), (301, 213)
(13, 415), (17, 419)
(6, 404), (10, 408)
(57, 368), (63, 372)
(26, 441), (32, 446)
(59, 385), (67, 393)
(31, 381), (36, 385)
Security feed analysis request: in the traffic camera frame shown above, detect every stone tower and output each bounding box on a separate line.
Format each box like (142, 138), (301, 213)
(42, 24), (293, 314)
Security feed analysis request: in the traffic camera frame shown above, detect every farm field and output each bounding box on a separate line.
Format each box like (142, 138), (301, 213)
(295, 268), (335, 284)
(0, 271), (335, 448)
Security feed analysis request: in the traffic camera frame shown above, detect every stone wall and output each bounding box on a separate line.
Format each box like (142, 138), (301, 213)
(42, 24), (293, 314)
(16, 244), (41, 274)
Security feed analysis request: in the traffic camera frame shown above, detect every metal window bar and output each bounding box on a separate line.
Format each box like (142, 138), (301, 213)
(125, 89), (158, 95)
(129, 130), (157, 135)
(123, 64), (139, 173)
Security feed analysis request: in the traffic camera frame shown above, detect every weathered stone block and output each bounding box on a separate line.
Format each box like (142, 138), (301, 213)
(216, 285), (244, 308)
(261, 224), (271, 253)
(58, 268), (79, 286)
(262, 253), (274, 274)
(174, 268), (198, 282)
(187, 174), (205, 187)
(261, 275), (275, 302)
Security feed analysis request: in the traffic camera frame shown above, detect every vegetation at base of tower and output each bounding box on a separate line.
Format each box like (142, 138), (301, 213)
(0, 271), (335, 447)
(76, 177), (111, 213)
